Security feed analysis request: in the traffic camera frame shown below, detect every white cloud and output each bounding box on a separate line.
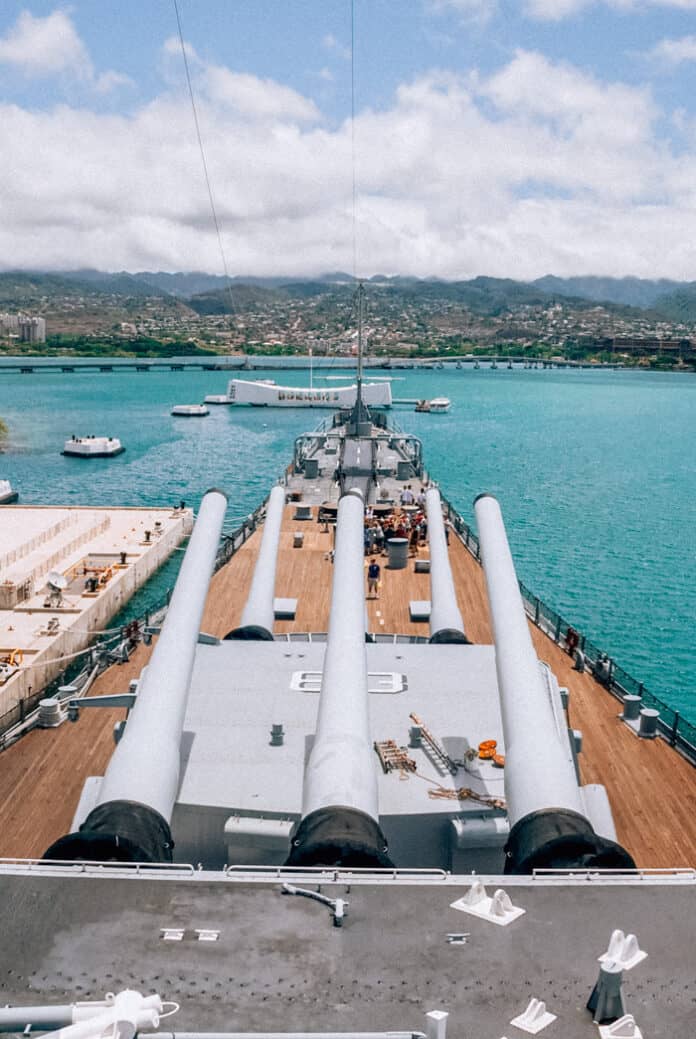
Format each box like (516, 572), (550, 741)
(0, 8), (131, 93)
(0, 9), (92, 78)
(162, 34), (202, 65)
(647, 34), (696, 64)
(203, 66), (319, 122)
(322, 33), (350, 60)
(526, 0), (696, 19)
(428, 0), (498, 22)
(95, 70), (135, 94)
(483, 50), (656, 146)
(3, 49), (696, 280)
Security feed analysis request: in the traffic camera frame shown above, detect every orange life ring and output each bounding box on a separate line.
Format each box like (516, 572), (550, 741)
(478, 739), (497, 760)
(492, 753), (506, 768)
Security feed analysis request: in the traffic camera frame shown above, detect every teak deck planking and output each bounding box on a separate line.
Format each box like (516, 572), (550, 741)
(1, 503), (695, 867)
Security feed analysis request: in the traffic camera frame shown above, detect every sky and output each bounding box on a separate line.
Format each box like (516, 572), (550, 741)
(2, 1), (696, 280)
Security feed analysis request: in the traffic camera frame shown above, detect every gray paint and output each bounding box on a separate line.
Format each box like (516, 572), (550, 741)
(0, 871), (693, 1037)
(302, 489), (379, 821)
(425, 489), (466, 642)
(239, 486), (286, 636)
(474, 494), (587, 825)
(95, 489), (228, 823)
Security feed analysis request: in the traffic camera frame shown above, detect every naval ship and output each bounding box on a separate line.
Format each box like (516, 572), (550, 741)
(0, 339), (694, 1039)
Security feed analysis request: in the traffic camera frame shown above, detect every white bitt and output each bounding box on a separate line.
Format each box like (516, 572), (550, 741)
(462, 879), (487, 905)
(509, 998), (557, 1035)
(450, 885), (525, 926)
(599, 929), (647, 971)
(598, 1014), (644, 1039)
(42, 991), (163, 1039)
(425, 1010), (448, 1039)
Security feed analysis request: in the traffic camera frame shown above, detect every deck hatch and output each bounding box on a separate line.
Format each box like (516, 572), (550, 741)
(291, 670), (405, 694)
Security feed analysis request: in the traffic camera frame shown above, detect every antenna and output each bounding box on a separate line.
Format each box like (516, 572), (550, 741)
(356, 280), (364, 412)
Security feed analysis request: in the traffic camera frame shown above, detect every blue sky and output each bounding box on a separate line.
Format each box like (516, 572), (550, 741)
(2, 1), (696, 278)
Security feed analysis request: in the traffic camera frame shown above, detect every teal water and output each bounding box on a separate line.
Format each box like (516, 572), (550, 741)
(0, 366), (694, 722)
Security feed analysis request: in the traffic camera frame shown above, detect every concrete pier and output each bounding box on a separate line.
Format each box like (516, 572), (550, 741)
(0, 505), (193, 729)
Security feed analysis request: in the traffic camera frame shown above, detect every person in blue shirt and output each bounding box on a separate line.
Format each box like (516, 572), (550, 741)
(367, 557), (381, 599)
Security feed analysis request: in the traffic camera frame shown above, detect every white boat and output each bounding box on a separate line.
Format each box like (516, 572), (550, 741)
(415, 397), (451, 413)
(0, 479), (18, 504)
(203, 394), (233, 405)
(62, 436), (125, 458)
(227, 378), (392, 409)
(171, 404), (210, 416)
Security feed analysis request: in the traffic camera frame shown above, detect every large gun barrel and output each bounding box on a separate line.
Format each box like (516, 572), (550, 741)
(226, 484), (285, 640)
(287, 488), (391, 867)
(474, 493), (634, 873)
(44, 488), (228, 863)
(426, 488), (467, 644)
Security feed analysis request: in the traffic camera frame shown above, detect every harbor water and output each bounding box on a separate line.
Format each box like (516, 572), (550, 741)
(0, 364), (693, 722)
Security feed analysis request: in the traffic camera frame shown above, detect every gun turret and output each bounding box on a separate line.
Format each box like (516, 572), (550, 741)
(426, 488), (468, 644)
(226, 484), (285, 640)
(287, 488), (391, 868)
(474, 493), (634, 874)
(44, 488), (228, 863)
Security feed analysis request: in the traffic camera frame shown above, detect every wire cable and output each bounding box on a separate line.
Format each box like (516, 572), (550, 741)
(172, 0), (236, 317)
(350, 0), (358, 283)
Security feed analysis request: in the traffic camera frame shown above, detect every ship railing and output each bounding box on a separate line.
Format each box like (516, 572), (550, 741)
(224, 865), (449, 883)
(0, 857), (196, 877)
(437, 491), (696, 766)
(532, 866), (696, 882)
(272, 633), (429, 645)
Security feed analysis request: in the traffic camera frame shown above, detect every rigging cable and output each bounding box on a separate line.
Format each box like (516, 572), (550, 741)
(172, 0), (236, 316)
(350, 0), (358, 284)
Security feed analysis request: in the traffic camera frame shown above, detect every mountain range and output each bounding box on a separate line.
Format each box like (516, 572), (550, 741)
(2, 269), (696, 322)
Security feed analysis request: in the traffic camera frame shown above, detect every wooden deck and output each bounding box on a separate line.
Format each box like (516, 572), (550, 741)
(1, 503), (695, 868)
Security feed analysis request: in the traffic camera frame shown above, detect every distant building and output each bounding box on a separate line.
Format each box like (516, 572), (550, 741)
(0, 313), (20, 334)
(18, 317), (46, 343)
(0, 313), (46, 343)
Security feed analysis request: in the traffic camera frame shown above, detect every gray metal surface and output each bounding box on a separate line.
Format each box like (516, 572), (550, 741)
(0, 871), (693, 1037)
(474, 494), (586, 825)
(96, 489), (228, 822)
(239, 486), (286, 637)
(162, 640), (503, 869)
(303, 489), (378, 821)
(425, 489), (465, 643)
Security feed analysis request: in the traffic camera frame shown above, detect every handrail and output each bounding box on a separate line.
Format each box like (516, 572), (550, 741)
(225, 864), (449, 881)
(0, 857), (196, 875)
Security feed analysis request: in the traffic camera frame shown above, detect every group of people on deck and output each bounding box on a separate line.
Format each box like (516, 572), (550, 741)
(363, 503), (429, 559)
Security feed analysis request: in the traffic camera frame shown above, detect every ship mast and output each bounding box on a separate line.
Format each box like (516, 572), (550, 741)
(356, 280), (364, 413)
(348, 281), (370, 435)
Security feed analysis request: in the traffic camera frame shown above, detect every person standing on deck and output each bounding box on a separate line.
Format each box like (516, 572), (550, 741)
(367, 557), (381, 599)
